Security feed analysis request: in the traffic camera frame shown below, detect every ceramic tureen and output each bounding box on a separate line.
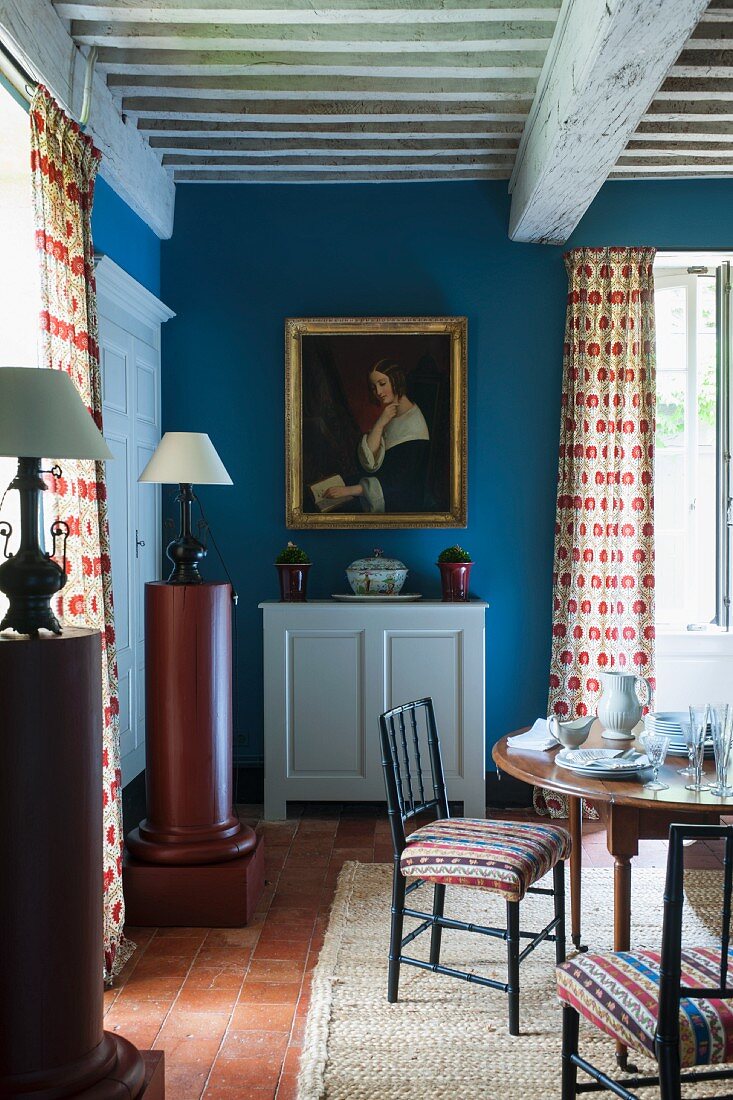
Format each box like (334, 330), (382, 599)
(346, 549), (407, 596)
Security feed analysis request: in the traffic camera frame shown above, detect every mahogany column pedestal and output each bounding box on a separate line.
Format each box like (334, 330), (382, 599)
(0, 628), (162, 1098)
(124, 583), (263, 927)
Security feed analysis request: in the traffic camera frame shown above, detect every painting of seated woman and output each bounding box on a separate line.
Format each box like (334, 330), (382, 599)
(285, 317), (467, 529)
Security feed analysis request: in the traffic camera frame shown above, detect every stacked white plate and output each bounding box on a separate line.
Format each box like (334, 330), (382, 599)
(556, 748), (650, 779)
(644, 711), (714, 758)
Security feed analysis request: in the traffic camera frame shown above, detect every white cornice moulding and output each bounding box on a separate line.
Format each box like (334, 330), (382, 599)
(0, 0), (175, 239)
(94, 254), (175, 327)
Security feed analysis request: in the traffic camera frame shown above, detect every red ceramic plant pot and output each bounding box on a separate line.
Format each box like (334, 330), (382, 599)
(438, 561), (473, 602)
(276, 563), (311, 602)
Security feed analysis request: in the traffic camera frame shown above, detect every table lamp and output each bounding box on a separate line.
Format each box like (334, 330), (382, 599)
(138, 431), (232, 584)
(0, 367), (113, 636)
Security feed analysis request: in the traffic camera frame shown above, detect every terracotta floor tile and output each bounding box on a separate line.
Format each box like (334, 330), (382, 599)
(229, 1002), (296, 1032)
(116, 974), (185, 1001)
(132, 954), (193, 979)
(275, 1073), (300, 1100)
(194, 946), (253, 970)
(209, 1051), (282, 1089)
(205, 926), (263, 948)
(246, 959), (307, 983)
(237, 981), (302, 1005)
(183, 966), (245, 992)
(204, 1084), (277, 1100)
(144, 935), (205, 958)
(175, 985), (240, 1013)
(156, 1010), (231, 1043)
(151, 1034), (221, 1063)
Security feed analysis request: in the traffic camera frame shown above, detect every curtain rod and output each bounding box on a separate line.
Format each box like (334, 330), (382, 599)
(0, 41), (37, 104)
(0, 40), (97, 128)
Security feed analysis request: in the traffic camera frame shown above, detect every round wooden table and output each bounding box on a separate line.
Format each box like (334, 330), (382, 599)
(493, 722), (732, 952)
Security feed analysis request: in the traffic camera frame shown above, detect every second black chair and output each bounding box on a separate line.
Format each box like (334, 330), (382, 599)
(379, 697), (571, 1035)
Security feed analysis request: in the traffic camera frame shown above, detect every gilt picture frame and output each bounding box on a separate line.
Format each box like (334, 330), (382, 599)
(285, 316), (467, 529)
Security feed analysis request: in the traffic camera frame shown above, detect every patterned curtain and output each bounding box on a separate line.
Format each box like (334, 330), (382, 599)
(30, 87), (131, 980)
(535, 246), (657, 819)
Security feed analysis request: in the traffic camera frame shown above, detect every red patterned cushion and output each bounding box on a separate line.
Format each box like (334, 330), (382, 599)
(400, 818), (571, 903)
(557, 949), (733, 1067)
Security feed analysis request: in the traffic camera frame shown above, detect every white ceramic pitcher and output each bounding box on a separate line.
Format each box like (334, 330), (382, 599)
(596, 670), (652, 741)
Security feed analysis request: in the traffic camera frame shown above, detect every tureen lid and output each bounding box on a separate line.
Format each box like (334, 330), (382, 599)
(347, 547), (407, 572)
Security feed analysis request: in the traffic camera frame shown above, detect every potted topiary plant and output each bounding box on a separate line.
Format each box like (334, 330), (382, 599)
(437, 545), (473, 602)
(275, 541), (311, 602)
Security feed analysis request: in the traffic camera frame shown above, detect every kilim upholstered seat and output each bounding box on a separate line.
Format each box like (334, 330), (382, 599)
(557, 948), (733, 1068)
(380, 698), (570, 1036)
(402, 818), (572, 903)
(557, 824), (733, 1100)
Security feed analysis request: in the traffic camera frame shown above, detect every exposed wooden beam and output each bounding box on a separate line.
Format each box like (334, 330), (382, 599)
(635, 119), (733, 138)
(105, 74), (538, 99)
(173, 167), (510, 181)
(138, 117), (526, 136)
(72, 23), (552, 51)
(618, 153), (733, 166)
(610, 164), (733, 175)
(162, 151), (516, 166)
(96, 48), (543, 77)
(123, 96), (530, 120)
(508, 0), (710, 244)
(55, 1), (562, 24)
(0, 0), (174, 237)
(149, 135), (520, 152)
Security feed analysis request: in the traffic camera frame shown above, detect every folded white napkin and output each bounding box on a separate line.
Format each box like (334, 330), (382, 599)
(507, 718), (557, 752)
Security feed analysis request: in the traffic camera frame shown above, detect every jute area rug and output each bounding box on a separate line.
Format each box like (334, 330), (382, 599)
(298, 863), (726, 1100)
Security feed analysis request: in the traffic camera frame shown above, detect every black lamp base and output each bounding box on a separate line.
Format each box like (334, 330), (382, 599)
(0, 459), (67, 637)
(166, 536), (207, 585)
(166, 483), (207, 585)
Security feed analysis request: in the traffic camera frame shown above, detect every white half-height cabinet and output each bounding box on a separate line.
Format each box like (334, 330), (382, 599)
(260, 600), (487, 819)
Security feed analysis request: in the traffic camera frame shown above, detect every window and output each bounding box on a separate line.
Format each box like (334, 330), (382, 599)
(0, 81), (41, 624)
(654, 254), (732, 631)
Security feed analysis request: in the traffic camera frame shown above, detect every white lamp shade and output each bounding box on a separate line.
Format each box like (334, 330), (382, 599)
(138, 432), (233, 485)
(0, 366), (113, 460)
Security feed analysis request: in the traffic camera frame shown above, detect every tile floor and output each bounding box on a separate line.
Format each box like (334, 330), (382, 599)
(106, 805), (729, 1099)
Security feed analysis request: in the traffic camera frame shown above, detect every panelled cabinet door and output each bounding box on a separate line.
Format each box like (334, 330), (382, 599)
(261, 602), (487, 820)
(96, 255), (173, 787)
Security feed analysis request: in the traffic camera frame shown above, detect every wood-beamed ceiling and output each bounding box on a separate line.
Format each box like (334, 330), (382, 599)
(51, 0), (562, 184)
(614, 0), (733, 179)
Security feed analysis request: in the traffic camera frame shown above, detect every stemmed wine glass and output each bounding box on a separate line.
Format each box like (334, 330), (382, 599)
(710, 703), (733, 798)
(641, 732), (670, 792)
(686, 704), (711, 793)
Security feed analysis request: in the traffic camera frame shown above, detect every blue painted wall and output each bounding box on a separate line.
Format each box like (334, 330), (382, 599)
(92, 175), (161, 297)
(161, 177), (733, 766)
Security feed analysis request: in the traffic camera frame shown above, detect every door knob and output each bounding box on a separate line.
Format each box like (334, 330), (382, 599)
(135, 530), (146, 558)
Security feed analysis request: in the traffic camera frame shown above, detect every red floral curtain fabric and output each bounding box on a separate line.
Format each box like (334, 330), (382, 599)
(536, 247), (657, 818)
(30, 87), (131, 980)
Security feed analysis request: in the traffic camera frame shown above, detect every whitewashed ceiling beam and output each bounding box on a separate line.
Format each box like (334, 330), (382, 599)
(173, 167), (510, 181)
(72, 26), (552, 51)
(97, 52), (542, 76)
(635, 119), (733, 137)
(627, 142), (733, 153)
(123, 97), (530, 120)
(138, 117), (526, 135)
(508, 0), (710, 244)
(106, 74), (537, 96)
(55, 1), (561, 23)
(149, 135), (520, 152)
(610, 164), (733, 175)
(0, 0), (174, 237)
(163, 151), (515, 165)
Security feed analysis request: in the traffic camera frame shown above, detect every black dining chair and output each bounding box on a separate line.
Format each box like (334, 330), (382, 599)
(379, 697), (571, 1035)
(557, 822), (733, 1100)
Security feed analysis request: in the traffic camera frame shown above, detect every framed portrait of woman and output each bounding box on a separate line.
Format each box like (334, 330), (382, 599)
(285, 316), (467, 529)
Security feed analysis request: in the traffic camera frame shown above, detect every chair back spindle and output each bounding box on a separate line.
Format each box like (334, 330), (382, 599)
(379, 698), (449, 857)
(657, 824), (733, 1054)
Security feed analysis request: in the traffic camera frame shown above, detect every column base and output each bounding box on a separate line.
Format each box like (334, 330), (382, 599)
(1, 1035), (151, 1099)
(125, 821), (256, 866)
(123, 833), (265, 927)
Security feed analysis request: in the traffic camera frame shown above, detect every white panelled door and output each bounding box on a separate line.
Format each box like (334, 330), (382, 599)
(96, 255), (174, 786)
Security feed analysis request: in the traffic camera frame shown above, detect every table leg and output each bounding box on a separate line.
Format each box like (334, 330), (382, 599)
(568, 795), (586, 951)
(607, 805), (639, 1071)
